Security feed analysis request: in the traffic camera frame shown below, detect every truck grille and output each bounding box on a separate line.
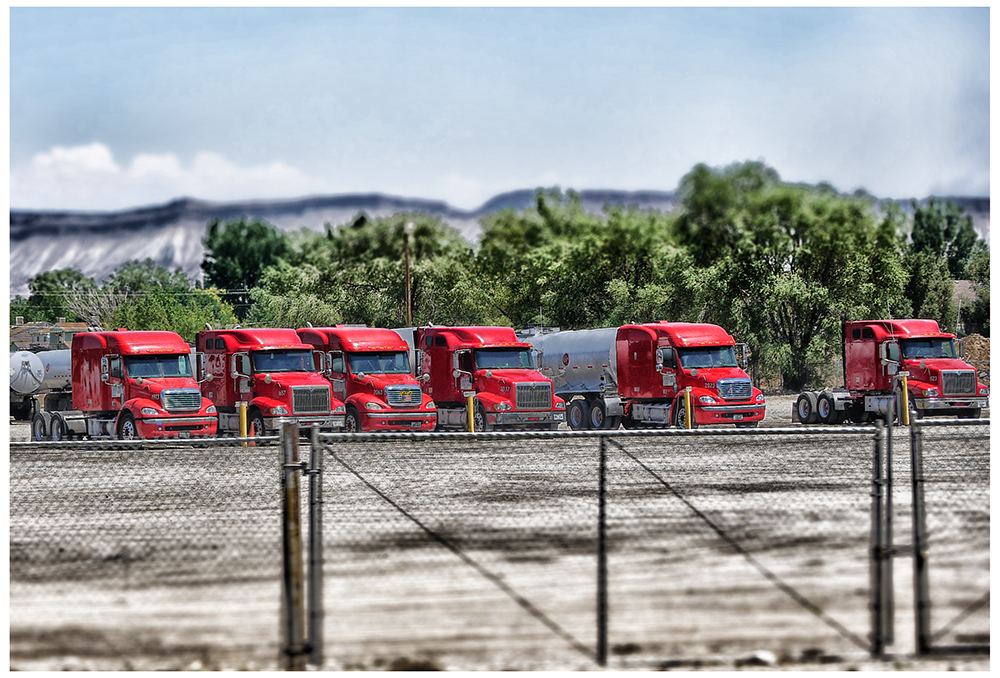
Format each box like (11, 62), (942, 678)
(385, 384), (422, 408)
(941, 370), (976, 396)
(161, 388), (202, 412)
(292, 386), (331, 414)
(516, 382), (552, 410)
(717, 378), (752, 401)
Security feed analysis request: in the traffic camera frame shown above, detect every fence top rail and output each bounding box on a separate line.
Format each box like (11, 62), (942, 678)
(8, 436), (276, 451)
(313, 425), (875, 443)
(913, 418), (991, 429)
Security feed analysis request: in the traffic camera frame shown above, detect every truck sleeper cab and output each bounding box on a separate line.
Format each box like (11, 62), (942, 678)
(400, 326), (565, 431)
(197, 328), (345, 436)
(32, 330), (218, 440)
(296, 326), (437, 432)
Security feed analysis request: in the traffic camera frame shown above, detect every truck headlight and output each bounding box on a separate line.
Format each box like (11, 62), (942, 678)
(365, 402), (384, 410)
(425, 402), (436, 410)
(980, 387), (989, 396)
(555, 401), (566, 410)
(140, 407), (159, 416)
(334, 405), (346, 413)
(756, 394), (765, 402)
(699, 395), (716, 404)
(494, 402), (512, 411)
(271, 406), (288, 415)
(206, 405), (217, 414)
(923, 388), (939, 397)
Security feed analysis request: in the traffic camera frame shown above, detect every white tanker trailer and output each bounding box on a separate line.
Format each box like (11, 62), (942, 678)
(9, 349), (71, 420)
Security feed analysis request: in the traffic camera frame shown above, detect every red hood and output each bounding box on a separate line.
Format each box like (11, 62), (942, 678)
(129, 376), (202, 399)
(902, 357), (977, 384)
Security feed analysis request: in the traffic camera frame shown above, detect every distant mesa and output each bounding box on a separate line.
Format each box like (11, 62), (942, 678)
(7, 190), (989, 298)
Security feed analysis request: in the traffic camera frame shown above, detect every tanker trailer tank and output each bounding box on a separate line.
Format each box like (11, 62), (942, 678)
(525, 327), (619, 395)
(10, 349), (71, 420)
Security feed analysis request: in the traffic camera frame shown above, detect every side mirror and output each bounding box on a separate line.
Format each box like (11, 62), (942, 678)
(230, 355), (239, 378)
(420, 373), (431, 383)
(484, 370), (493, 379)
(100, 356), (110, 383)
(452, 369), (461, 378)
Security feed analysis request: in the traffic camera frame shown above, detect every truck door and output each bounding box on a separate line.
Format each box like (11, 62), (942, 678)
(656, 345), (678, 397)
(454, 349), (473, 392)
(328, 351), (347, 402)
(232, 352), (251, 401)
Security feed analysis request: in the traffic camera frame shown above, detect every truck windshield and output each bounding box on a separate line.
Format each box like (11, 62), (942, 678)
(251, 350), (315, 373)
(125, 354), (193, 379)
(347, 351), (410, 375)
(474, 348), (533, 370)
(900, 339), (957, 360)
(677, 346), (738, 369)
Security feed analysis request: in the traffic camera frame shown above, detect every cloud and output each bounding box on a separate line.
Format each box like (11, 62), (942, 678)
(11, 142), (324, 211)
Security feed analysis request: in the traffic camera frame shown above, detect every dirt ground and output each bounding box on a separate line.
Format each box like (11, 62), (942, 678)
(7, 396), (990, 671)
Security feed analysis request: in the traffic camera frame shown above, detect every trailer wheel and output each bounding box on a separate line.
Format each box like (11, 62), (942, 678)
(588, 400), (607, 429)
(816, 392), (839, 425)
(567, 400), (588, 430)
(31, 412), (49, 441)
(795, 392), (819, 424)
(117, 412), (138, 440)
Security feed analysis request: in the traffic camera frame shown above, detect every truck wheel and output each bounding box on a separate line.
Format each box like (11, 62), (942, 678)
(847, 402), (872, 424)
(795, 392), (819, 424)
(588, 400), (607, 429)
(49, 413), (67, 441)
(673, 397), (698, 429)
(817, 393), (839, 425)
(31, 412), (49, 441)
(344, 406), (362, 433)
(567, 400), (588, 430)
(473, 404), (492, 432)
(117, 412), (138, 440)
(249, 409), (267, 438)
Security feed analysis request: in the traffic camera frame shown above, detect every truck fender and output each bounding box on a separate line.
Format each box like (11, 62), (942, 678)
(248, 396), (287, 417)
(346, 392), (386, 412)
(475, 392), (511, 412)
(119, 397), (161, 419)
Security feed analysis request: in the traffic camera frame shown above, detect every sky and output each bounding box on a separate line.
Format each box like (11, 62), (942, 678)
(7, 5), (992, 213)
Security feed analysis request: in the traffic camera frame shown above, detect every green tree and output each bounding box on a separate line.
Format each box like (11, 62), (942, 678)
(910, 199), (982, 278)
(202, 217), (291, 319)
(103, 258), (191, 295)
(901, 250), (956, 332)
(20, 268), (98, 323)
(961, 247), (989, 336)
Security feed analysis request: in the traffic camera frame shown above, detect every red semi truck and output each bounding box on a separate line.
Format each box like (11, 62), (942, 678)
(520, 322), (766, 429)
(393, 326), (566, 431)
(196, 328), (346, 436)
(31, 330), (219, 440)
(793, 319), (989, 424)
(296, 325), (437, 432)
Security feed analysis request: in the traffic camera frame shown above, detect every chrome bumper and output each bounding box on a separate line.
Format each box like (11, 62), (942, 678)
(495, 411), (565, 424)
(914, 397), (987, 411)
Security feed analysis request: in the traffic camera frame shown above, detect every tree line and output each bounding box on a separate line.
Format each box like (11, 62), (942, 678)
(10, 161), (989, 391)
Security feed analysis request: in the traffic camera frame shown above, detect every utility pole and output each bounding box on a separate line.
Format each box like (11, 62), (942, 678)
(404, 222), (414, 326)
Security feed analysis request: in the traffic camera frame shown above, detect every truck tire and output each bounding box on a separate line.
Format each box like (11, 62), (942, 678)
(567, 400), (588, 430)
(31, 412), (49, 441)
(588, 399), (608, 429)
(249, 409), (267, 439)
(473, 404), (492, 432)
(847, 402), (872, 424)
(117, 412), (138, 440)
(49, 413), (67, 441)
(795, 392), (819, 424)
(344, 406), (362, 433)
(673, 396), (698, 429)
(817, 392), (839, 425)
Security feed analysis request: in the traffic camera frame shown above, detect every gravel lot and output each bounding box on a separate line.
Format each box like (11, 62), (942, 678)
(8, 394), (989, 670)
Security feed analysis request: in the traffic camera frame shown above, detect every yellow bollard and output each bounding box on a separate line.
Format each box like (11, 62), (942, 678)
(239, 401), (248, 446)
(467, 394), (476, 432)
(901, 375), (909, 426)
(684, 387), (693, 430)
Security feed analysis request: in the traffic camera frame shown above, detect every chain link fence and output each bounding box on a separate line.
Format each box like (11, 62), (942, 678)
(8, 423), (989, 670)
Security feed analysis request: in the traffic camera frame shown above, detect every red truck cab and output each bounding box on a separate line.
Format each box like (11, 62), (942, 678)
(296, 325), (437, 432)
(404, 326), (565, 431)
(617, 322), (765, 427)
(196, 328), (345, 436)
(844, 320), (988, 418)
(63, 330), (218, 439)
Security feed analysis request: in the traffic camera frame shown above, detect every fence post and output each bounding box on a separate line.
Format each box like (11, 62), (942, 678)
(281, 421), (307, 670)
(596, 435), (608, 667)
(883, 408), (895, 647)
(910, 418), (932, 655)
(869, 419), (886, 659)
(308, 425), (325, 667)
